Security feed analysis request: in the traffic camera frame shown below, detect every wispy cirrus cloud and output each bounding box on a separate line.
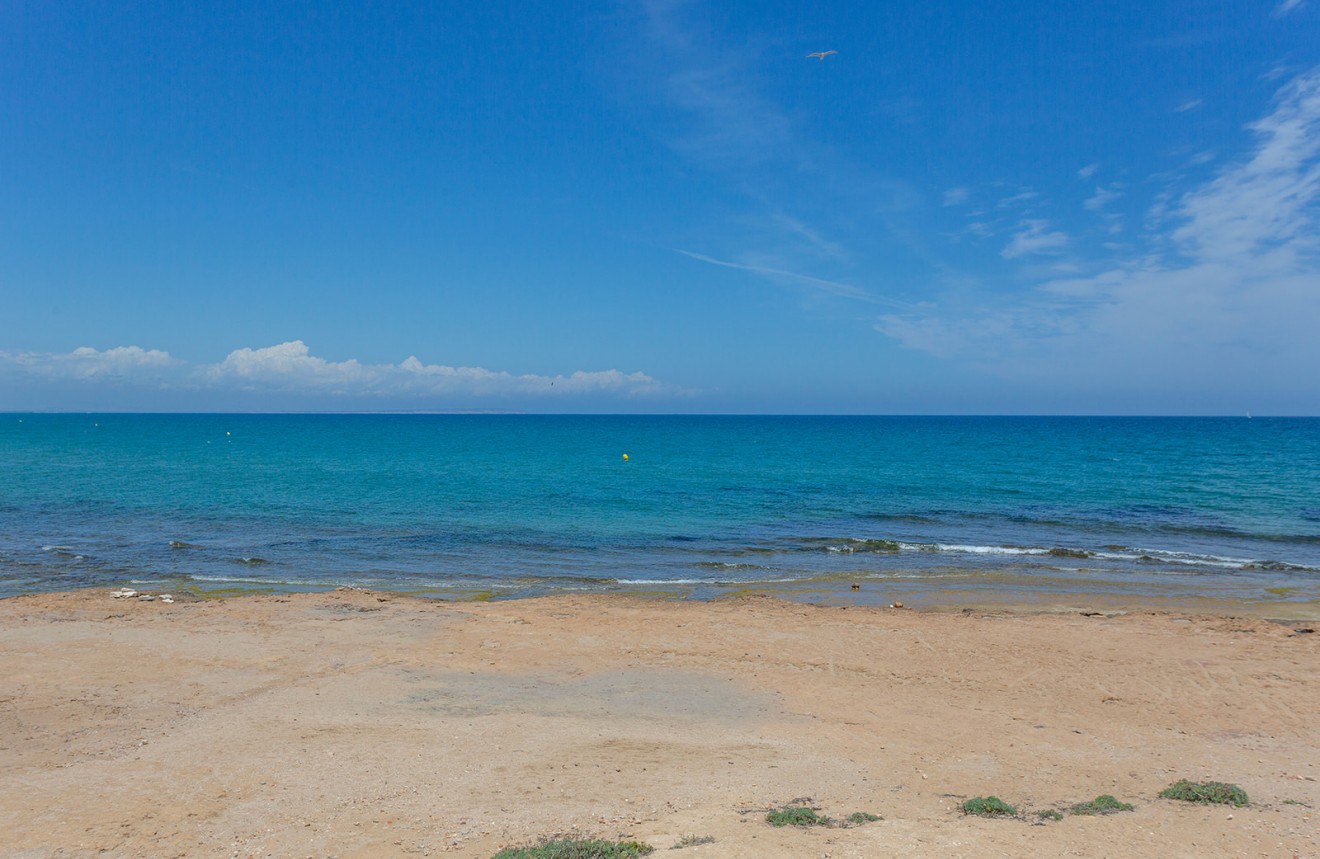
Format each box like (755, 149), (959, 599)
(1171, 71), (1320, 263)
(625, 0), (922, 309)
(876, 67), (1320, 400)
(1273, 0), (1305, 18)
(1, 341), (677, 401)
(942, 187), (970, 206)
(1084, 185), (1124, 212)
(633, 0), (792, 167)
(1000, 220), (1070, 258)
(676, 250), (914, 308)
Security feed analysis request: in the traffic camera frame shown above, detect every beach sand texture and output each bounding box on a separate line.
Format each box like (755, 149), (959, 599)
(2, 589), (1318, 858)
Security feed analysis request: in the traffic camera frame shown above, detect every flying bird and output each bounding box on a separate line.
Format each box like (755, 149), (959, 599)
(807, 50), (837, 60)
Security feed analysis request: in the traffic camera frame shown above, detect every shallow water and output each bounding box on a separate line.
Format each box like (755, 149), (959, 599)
(2, 414), (1318, 607)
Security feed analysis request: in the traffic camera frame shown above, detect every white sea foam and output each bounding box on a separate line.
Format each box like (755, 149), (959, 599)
(1093, 548), (1249, 569)
(621, 575), (806, 585)
(933, 544), (1050, 555)
(617, 578), (704, 585)
(187, 574), (341, 586)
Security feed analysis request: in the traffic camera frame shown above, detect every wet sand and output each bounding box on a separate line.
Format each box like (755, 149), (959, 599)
(2, 588), (1318, 857)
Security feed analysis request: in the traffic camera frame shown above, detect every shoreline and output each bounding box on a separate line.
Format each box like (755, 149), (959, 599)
(17, 577), (1320, 622)
(3, 588), (1317, 857)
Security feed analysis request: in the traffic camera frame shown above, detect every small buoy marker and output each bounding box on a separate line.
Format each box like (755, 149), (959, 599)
(226, 431), (231, 436)
(622, 453), (629, 461)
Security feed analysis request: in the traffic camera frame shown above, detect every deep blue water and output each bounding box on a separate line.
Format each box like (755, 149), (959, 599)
(2, 414), (1318, 606)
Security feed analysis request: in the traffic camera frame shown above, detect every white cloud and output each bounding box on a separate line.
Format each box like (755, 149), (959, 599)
(766, 212), (847, 260)
(210, 341), (374, 388)
(0, 345), (176, 380)
(205, 341), (670, 397)
(943, 187), (969, 206)
(1171, 70), (1320, 263)
(1001, 220), (1069, 258)
(676, 249), (913, 307)
(635, 0), (792, 166)
(877, 67), (1320, 400)
(1077, 163), (1100, 180)
(1084, 185), (1124, 212)
(996, 190), (1040, 209)
(1084, 185), (1126, 233)
(1273, 0), (1304, 17)
(1175, 98), (1203, 113)
(397, 356), (659, 395)
(2, 340), (675, 401)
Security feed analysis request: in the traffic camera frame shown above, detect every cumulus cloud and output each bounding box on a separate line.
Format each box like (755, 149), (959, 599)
(877, 67), (1320, 399)
(2, 340), (675, 401)
(207, 341), (375, 389)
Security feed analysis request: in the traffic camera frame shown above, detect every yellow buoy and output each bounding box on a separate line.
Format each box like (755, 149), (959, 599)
(622, 453), (629, 461)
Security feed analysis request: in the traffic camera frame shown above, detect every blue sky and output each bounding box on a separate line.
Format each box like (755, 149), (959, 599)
(2, 0), (1318, 414)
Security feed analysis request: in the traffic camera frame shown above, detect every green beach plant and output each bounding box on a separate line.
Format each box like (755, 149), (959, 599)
(960, 796), (1017, 817)
(845, 811), (881, 825)
(1035, 809), (1064, 821)
(1069, 795), (1134, 815)
(669, 834), (715, 849)
(1158, 780), (1249, 807)
(491, 837), (654, 858)
(765, 805), (828, 827)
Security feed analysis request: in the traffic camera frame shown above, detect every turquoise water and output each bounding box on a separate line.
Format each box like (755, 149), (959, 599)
(2, 414), (1318, 605)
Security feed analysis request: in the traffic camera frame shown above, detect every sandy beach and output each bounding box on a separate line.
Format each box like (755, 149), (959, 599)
(2, 588), (1318, 858)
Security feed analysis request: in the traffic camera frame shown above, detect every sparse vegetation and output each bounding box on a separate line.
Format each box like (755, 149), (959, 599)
(491, 837), (654, 858)
(1035, 809), (1064, 821)
(669, 834), (715, 849)
(1158, 780), (1249, 807)
(765, 805), (827, 827)
(960, 796), (1017, 817)
(1070, 794), (1134, 815)
(1283, 799), (1312, 808)
(845, 811), (881, 825)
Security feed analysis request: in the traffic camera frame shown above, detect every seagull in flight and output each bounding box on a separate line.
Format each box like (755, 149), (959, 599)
(807, 50), (837, 60)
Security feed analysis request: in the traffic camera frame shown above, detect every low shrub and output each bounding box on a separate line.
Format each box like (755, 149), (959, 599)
(1158, 780), (1248, 807)
(1070, 794), (1134, 815)
(492, 837), (654, 858)
(961, 796), (1017, 817)
(766, 805), (827, 827)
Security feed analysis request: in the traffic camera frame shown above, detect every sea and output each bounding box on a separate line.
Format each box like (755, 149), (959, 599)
(2, 414), (1318, 609)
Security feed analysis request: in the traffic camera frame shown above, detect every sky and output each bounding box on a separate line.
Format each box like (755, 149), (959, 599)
(2, 0), (1319, 414)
